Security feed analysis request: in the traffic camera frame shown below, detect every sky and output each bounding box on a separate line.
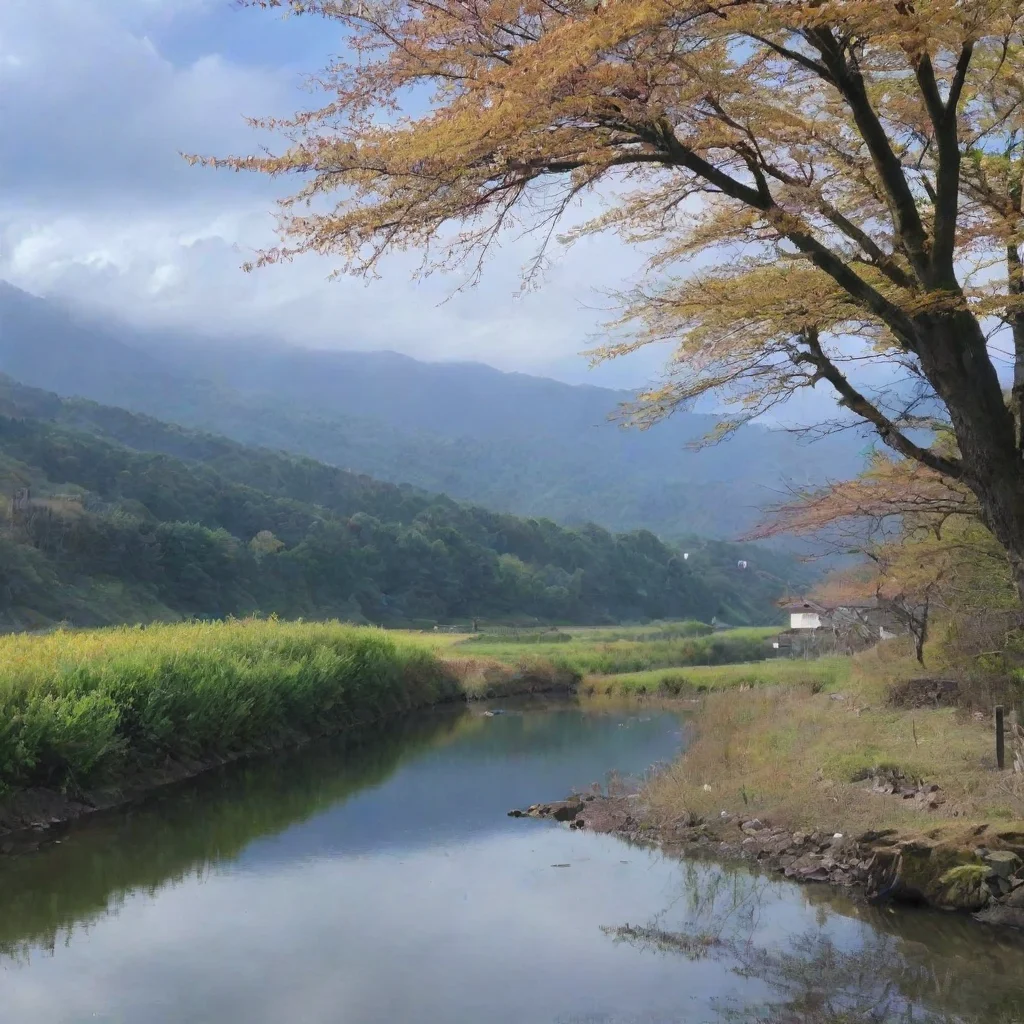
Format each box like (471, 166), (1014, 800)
(0, 0), (669, 388)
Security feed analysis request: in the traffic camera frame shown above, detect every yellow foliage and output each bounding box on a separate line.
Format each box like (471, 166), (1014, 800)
(200, 0), (1024, 583)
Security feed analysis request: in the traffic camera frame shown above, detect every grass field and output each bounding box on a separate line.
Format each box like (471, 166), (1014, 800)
(580, 657), (852, 696)
(0, 619), (577, 798)
(643, 638), (1024, 833)
(456, 626), (778, 676)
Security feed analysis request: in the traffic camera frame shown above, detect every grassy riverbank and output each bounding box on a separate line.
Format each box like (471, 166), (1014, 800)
(582, 657), (851, 696)
(643, 642), (1024, 835)
(457, 626), (777, 677)
(0, 619), (574, 805)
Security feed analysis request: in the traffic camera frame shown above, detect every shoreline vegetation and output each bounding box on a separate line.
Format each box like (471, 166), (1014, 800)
(516, 635), (1024, 931)
(8, 614), (1024, 934)
(0, 618), (577, 837)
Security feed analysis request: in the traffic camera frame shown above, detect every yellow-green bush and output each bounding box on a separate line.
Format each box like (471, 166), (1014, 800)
(0, 619), (461, 793)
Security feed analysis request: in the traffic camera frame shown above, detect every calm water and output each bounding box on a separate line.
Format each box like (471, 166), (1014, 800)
(1, 699), (1023, 1024)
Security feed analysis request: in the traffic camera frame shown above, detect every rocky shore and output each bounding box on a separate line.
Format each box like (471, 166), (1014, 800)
(510, 795), (1024, 931)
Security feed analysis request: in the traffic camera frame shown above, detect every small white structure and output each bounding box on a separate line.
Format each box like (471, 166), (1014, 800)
(782, 599), (826, 631)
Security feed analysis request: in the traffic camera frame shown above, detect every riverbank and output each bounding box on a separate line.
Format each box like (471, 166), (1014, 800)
(516, 643), (1024, 930)
(516, 793), (1024, 930)
(0, 620), (577, 837)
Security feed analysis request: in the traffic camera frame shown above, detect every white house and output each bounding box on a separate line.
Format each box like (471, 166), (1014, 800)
(781, 599), (827, 631)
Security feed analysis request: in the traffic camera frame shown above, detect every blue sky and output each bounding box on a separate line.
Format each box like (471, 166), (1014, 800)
(0, 0), (669, 388)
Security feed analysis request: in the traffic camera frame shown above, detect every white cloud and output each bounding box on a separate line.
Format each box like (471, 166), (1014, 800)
(0, 0), (672, 387)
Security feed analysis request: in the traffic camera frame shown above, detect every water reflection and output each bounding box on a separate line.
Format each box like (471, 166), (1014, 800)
(0, 700), (1022, 1024)
(606, 853), (1024, 1023)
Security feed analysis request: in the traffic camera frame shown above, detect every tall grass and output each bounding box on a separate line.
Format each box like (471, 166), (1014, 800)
(461, 627), (778, 677)
(586, 658), (852, 697)
(644, 652), (1024, 835)
(0, 619), (463, 795)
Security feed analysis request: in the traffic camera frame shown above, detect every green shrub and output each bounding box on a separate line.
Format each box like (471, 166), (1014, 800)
(0, 620), (462, 794)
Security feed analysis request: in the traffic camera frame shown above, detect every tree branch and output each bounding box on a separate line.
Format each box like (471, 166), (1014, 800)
(805, 28), (932, 282)
(795, 327), (964, 478)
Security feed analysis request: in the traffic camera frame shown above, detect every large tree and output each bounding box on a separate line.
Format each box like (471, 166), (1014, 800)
(200, 0), (1024, 593)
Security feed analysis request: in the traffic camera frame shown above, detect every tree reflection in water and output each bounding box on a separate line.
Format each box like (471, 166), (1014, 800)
(604, 855), (1024, 1024)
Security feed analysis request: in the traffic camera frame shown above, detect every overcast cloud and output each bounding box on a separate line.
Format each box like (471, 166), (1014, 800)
(0, 0), (671, 387)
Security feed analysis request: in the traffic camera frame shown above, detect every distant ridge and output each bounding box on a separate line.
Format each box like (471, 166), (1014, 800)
(0, 281), (866, 540)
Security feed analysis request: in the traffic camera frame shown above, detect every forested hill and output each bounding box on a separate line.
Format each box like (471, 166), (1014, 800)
(0, 283), (865, 540)
(0, 377), (803, 630)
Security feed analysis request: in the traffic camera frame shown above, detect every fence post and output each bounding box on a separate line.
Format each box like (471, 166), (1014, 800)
(996, 705), (1005, 770)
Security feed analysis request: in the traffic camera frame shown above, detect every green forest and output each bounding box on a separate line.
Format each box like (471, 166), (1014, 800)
(0, 376), (801, 630)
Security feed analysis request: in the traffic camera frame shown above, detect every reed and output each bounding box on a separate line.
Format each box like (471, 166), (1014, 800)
(0, 619), (465, 794)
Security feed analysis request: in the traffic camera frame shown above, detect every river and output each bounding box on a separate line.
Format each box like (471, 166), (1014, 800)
(1, 698), (1023, 1023)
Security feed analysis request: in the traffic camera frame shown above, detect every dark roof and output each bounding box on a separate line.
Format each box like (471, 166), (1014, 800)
(778, 598), (828, 613)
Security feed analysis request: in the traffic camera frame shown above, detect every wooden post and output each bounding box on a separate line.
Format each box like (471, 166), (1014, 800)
(996, 705), (1005, 770)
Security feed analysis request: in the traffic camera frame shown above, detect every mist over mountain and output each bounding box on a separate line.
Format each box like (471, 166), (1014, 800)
(0, 282), (868, 540)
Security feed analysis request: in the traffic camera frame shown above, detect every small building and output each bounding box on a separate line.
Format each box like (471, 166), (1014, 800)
(769, 596), (910, 658)
(780, 598), (827, 631)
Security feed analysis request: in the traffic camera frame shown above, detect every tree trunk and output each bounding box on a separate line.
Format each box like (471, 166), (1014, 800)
(913, 596), (929, 667)
(917, 311), (1024, 603)
(980, 492), (1024, 607)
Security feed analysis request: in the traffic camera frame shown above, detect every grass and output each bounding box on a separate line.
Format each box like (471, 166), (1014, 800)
(583, 658), (852, 697)
(0, 618), (575, 798)
(457, 626), (779, 677)
(643, 637), (1024, 835)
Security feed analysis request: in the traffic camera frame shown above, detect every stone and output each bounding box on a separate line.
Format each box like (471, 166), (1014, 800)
(784, 853), (823, 880)
(974, 905), (1024, 930)
(507, 809), (524, 817)
(859, 828), (899, 845)
(741, 818), (765, 832)
(765, 834), (795, 857)
(1006, 887), (1024, 908)
(984, 851), (1021, 879)
(992, 875), (1013, 896)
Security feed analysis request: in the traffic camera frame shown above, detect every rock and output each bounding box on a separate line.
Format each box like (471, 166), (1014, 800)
(859, 828), (899, 845)
(507, 809), (524, 817)
(784, 853), (829, 882)
(551, 801), (584, 822)
(765, 834), (795, 857)
(985, 850), (1021, 879)
(993, 875), (1013, 896)
(741, 818), (765, 832)
(1005, 887), (1024, 909)
(974, 905), (1024, 930)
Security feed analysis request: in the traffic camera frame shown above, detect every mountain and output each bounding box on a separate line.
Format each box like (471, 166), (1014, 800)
(0, 376), (808, 630)
(0, 282), (867, 540)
